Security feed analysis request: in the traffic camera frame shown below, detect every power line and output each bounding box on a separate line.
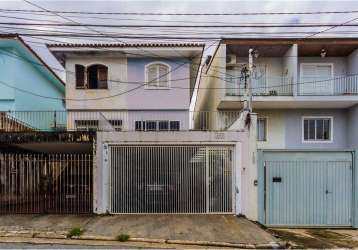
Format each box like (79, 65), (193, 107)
(2, 22), (358, 28)
(1, 8), (358, 15)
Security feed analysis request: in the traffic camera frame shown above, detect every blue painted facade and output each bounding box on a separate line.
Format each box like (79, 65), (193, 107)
(0, 37), (65, 129)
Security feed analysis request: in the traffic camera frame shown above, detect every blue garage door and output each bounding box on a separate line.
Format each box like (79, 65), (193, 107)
(264, 151), (353, 226)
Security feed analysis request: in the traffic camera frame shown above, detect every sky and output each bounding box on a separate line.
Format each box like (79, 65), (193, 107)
(1, 0), (358, 78)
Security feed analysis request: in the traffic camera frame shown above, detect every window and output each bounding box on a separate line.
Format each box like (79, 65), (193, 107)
(145, 62), (170, 88)
(303, 117), (332, 142)
(158, 121), (169, 131)
(75, 120), (99, 131)
(75, 64), (108, 89)
(257, 118), (267, 141)
(170, 121), (180, 131)
(135, 120), (180, 131)
(108, 120), (122, 131)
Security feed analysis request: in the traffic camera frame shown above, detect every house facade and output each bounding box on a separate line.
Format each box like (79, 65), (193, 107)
(0, 34), (65, 131)
(195, 38), (358, 227)
(45, 42), (256, 217)
(48, 43), (204, 132)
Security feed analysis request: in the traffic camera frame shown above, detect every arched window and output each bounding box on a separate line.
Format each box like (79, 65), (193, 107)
(75, 64), (108, 89)
(145, 62), (170, 88)
(87, 64), (108, 89)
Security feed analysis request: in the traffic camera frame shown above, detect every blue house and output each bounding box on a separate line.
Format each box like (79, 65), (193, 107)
(0, 34), (65, 131)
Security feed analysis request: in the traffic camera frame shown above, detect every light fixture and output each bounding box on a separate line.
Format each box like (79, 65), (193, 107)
(320, 48), (327, 58)
(251, 49), (260, 59)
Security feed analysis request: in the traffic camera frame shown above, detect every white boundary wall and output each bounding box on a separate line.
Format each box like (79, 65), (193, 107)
(93, 130), (257, 219)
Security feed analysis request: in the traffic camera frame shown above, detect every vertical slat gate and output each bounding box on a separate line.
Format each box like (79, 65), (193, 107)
(0, 153), (93, 214)
(109, 145), (234, 214)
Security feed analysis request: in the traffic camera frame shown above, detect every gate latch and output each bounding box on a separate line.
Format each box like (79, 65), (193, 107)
(272, 177), (282, 183)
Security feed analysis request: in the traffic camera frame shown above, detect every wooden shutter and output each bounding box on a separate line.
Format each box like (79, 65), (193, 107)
(158, 64), (169, 87)
(97, 65), (108, 89)
(147, 65), (158, 87)
(75, 64), (85, 88)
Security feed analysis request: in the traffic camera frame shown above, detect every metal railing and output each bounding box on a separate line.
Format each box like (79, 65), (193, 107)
(299, 75), (358, 96)
(226, 76), (293, 96)
(0, 110), (243, 132)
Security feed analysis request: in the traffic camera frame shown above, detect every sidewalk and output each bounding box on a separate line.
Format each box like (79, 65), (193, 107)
(0, 214), (282, 248)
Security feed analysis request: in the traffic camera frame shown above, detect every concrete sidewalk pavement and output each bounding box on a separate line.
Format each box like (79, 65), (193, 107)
(0, 214), (282, 248)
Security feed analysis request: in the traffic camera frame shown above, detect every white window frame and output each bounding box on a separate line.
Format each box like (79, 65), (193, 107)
(299, 63), (334, 95)
(144, 61), (171, 89)
(257, 117), (268, 142)
(301, 116), (334, 143)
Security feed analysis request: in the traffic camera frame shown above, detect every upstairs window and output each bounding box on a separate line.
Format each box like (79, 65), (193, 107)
(145, 62), (170, 88)
(75, 64), (108, 89)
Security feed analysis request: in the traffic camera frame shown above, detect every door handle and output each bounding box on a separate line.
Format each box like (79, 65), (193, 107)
(325, 190), (332, 194)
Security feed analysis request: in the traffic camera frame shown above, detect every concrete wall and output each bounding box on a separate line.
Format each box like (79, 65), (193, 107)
(348, 104), (358, 148)
(255, 109), (349, 149)
(65, 56), (191, 111)
(348, 49), (358, 75)
(126, 58), (190, 110)
(194, 44), (226, 113)
(283, 44), (298, 95)
(0, 46), (64, 112)
(94, 130), (256, 219)
(285, 109), (348, 149)
(256, 110), (286, 150)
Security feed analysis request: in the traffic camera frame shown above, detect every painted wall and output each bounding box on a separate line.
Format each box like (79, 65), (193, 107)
(0, 43), (64, 112)
(348, 49), (358, 75)
(0, 41), (65, 130)
(348, 104), (358, 148)
(285, 109), (348, 149)
(65, 55), (128, 110)
(283, 44), (298, 95)
(126, 58), (190, 110)
(65, 56), (191, 111)
(256, 110), (286, 149)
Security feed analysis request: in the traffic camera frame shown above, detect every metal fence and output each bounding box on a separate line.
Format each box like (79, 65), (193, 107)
(299, 75), (358, 96)
(109, 145), (234, 214)
(0, 111), (242, 132)
(0, 153), (93, 214)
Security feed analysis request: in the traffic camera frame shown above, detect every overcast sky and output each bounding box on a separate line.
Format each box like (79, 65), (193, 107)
(1, 0), (358, 77)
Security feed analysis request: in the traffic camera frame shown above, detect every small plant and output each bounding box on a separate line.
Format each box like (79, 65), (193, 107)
(67, 227), (83, 238)
(116, 234), (130, 242)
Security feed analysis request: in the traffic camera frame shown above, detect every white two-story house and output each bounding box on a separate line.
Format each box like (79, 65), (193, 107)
(195, 38), (358, 228)
(48, 42), (204, 132)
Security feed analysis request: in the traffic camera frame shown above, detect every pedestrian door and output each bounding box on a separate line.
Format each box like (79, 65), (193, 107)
(109, 145), (234, 214)
(264, 151), (353, 226)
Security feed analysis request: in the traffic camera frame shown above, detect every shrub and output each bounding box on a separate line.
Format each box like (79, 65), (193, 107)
(67, 227), (83, 238)
(116, 234), (130, 242)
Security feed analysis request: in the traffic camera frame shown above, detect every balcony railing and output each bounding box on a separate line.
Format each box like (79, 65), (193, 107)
(226, 76), (293, 96)
(298, 75), (358, 96)
(0, 110), (243, 132)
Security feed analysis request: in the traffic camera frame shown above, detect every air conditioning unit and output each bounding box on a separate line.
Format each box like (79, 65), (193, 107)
(226, 54), (237, 65)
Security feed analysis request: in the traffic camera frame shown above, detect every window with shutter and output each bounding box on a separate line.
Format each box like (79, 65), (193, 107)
(97, 65), (108, 89)
(87, 64), (108, 89)
(75, 64), (85, 88)
(145, 62), (170, 88)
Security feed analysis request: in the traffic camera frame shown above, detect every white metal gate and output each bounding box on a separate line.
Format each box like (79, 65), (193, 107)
(109, 145), (234, 214)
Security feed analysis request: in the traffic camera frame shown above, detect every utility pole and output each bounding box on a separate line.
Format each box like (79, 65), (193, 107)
(247, 48), (254, 112)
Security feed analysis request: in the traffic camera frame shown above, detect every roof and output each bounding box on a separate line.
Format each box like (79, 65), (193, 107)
(46, 42), (204, 48)
(0, 34), (65, 86)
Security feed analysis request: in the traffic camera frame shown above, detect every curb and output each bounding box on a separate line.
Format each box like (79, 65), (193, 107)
(0, 230), (285, 249)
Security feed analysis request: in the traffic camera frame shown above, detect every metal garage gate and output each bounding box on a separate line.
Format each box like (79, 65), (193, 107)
(109, 145), (234, 214)
(0, 153), (93, 214)
(263, 151), (353, 227)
